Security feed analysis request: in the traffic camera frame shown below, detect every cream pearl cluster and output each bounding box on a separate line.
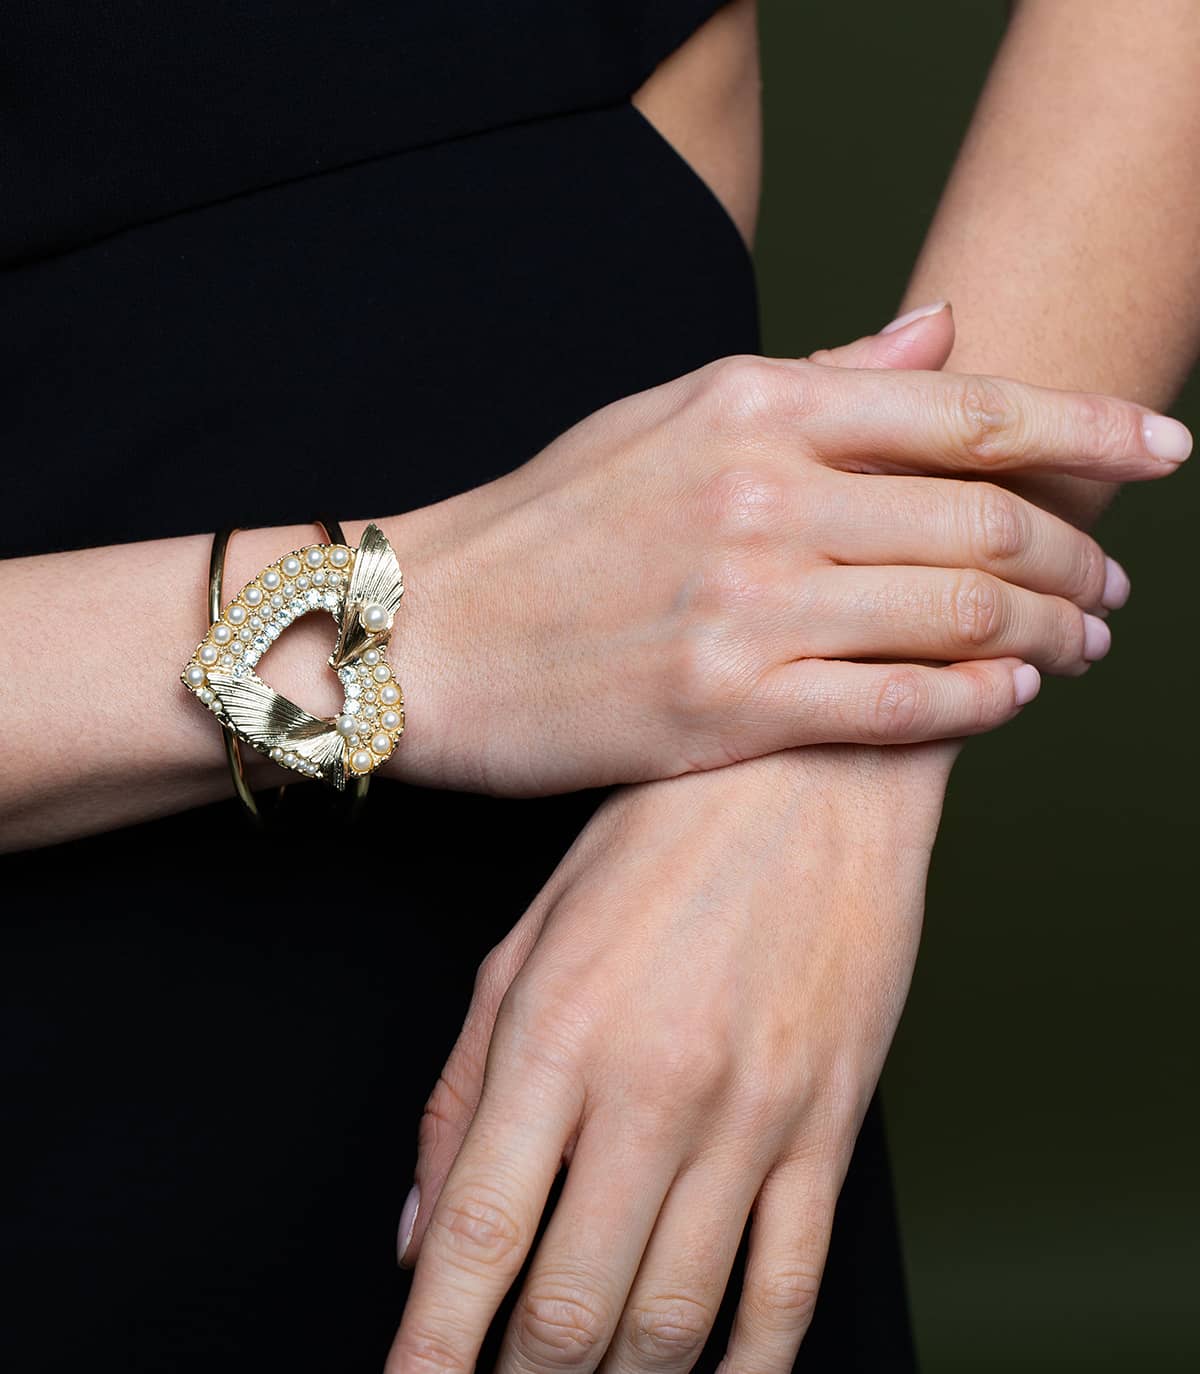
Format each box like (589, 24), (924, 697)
(181, 539), (404, 782)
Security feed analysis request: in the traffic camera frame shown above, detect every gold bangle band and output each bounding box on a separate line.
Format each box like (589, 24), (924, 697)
(185, 519), (405, 826)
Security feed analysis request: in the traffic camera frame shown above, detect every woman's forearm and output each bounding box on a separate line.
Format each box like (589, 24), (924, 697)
(900, 0), (1200, 526)
(0, 511), (438, 850)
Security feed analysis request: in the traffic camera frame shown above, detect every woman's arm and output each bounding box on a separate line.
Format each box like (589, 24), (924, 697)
(901, 0), (1200, 526)
(3, 330), (1159, 850)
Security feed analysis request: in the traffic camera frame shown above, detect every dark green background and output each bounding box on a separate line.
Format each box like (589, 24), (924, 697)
(754, 2), (1198, 1368)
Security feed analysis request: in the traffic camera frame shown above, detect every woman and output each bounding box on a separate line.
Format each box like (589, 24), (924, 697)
(2, 2), (1197, 1371)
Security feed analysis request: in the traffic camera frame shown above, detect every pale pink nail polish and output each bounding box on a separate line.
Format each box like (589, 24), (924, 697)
(1101, 557), (1131, 610)
(1013, 664), (1041, 705)
(879, 300), (948, 335)
(397, 1183), (420, 1266)
(1083, 614), (1112, 661)
(1142, 414), (1192, 463)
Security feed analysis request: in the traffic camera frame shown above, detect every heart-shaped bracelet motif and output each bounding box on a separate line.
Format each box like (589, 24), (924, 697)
(181, 522), (404, 789)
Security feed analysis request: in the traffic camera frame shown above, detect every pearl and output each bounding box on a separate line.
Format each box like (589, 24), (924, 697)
(363, 648), (380, 666)
(351, 749), (373, 773)
(197, 687), (214, 705)
(305, 547), (325, 568)
(185, 664), (207, 687)
(380, 684), (400, 705)
(312, 569), (326, 585)
(270, 593), (284, 608)
(370, 732), (392, 756)
(283, 751), (297, 766)
(262, 570), (281, 590)
(199, 644), (219, 665)
(330, 546), (350, 567)
(336, 714), (358, 738)
(239, 627), (253, 642)
(381, 710), (401, 731)
(220, 653), (234, 666)
(243, 586), (263, 606)
(212, 624), (232, 644)
(227, 603), (247, 625)
(281, 556), (302, 577)
(372, 663), (391, 683)
(360, 603), (390, 634)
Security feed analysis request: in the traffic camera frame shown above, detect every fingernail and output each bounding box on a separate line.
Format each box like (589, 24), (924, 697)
(397, 1183), (420, 1266)
(1013, 664), (1041, 706)
(1142, 414), (1192, 463)
(879, 300), (948, 335)
(1083, 613), (1112, 661)
(1101, 556), (1131, 610)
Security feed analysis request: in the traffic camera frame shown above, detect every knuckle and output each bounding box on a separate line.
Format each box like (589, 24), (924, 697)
(517, 1279), (611, 1364)
(947, 570), (1003, 648)
(1055, 605), (1088, 667)
(863, 668), (923, 741)
(428, 1184), (524, 1270)
(972, 483), (1027, 564)
(949, 376), (1019, 462)
(702, 355), (784, 430)
(744, 1264), (823, 1331)
(418, 1070), (474, 1157)
(692, 464), (792, 543)
(627, 1292), (716, 1366)
(493, 975), (595, 1078)
(392, 1325), (474, 1374)
(1074, 391), (1142, 459)
(1071, 536), (1108, 606)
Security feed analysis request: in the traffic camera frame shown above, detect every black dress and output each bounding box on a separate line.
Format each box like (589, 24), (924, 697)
(0, 3), (917, 1369)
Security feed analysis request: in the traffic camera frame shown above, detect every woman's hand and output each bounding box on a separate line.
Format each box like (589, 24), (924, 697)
(384, 746), (944, 1374)
(387, 305), (1186, 796)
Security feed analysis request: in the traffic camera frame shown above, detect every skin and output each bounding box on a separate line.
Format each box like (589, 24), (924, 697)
(384, 2), (1200, 1373)
(0, 314), (1175, 851)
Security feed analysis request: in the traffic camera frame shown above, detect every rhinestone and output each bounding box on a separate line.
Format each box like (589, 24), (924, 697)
(338, 667), (356, 683)
(290, 599), (306, 617)
(265, 623), (281, 639)
(232, 662), (248, 678)
(322, 590), (338, 608)
(305, 588), (321, 606)
(346, 683), (361, 698)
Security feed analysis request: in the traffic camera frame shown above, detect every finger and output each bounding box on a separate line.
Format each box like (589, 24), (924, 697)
(384, 1048), (581, 1374)
(780, 362), (1192, 480)
(747, 655), (1041, 751)
(791, 565), (1107, 677)
(401, 939), (532, 1268)
(819, 472), (1127, 610)
(716, 1156), (840, 1374)
(598, 1158), (761, 1374)
(495, 1110), (680, 1374)
(805, 301), (954, 373)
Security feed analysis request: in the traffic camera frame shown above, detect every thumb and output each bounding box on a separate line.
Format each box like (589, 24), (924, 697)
(806, 299), (954, 371)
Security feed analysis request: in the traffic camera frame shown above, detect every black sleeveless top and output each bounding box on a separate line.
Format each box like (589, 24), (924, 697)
(1, 6), (916, 1369)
